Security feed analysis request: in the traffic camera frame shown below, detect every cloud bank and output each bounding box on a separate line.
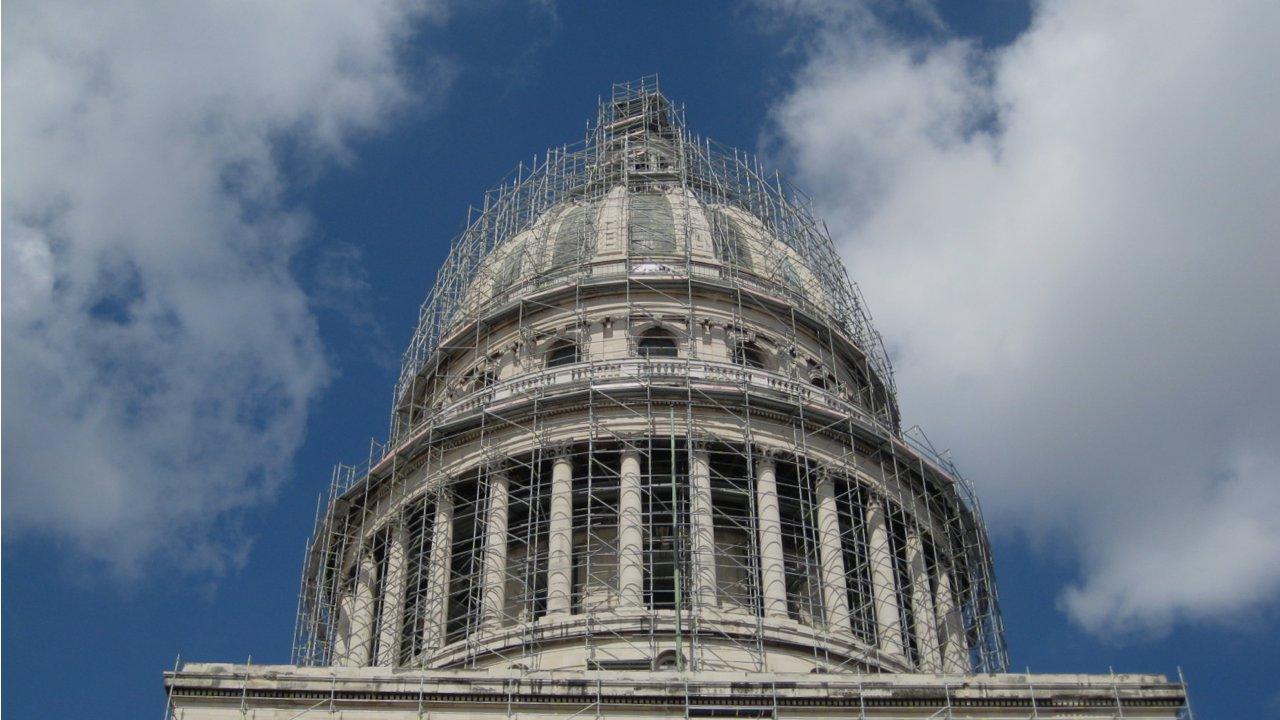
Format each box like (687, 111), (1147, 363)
(3, 0), (443, 576)
(767, 1), (1280, 635)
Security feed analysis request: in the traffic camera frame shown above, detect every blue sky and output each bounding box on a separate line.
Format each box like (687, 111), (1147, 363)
(5, 2), (1278, 718)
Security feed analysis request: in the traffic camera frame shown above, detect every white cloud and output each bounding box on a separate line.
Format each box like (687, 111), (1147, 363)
(767, 0), (1280, 635)
(2, 0), (446, 577)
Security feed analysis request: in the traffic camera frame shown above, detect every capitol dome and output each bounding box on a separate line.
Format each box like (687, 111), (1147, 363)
(459, 187), (829, 321)
(293, 78), (1007, 677)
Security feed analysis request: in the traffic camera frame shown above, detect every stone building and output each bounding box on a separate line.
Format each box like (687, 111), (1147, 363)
(164, 78), (1191, 719)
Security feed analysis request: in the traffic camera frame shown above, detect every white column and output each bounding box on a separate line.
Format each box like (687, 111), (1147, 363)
(815, 473), (852, 635)
(866, 496), (905, 659)
(480, 468), (510, 629)
(618, 447), (645, 609)
(907, 528), (941, 671)
(546, 453), (574, 615)
(375, 524), (409, 666)
(346, 547), (379, 665)
(754, 452), (788, 619)
(690, 445), (718, 611)
(936, 565), (969, 673)
(333, 586), (356, 665)
(422, 491), (454, 650)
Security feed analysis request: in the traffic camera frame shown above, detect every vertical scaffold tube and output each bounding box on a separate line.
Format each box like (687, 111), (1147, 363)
(618, 447), (645, 609)
(423, 491), (454, 651)
(754, 452), (788, 620)
(375, 524), (408, 666)
(690, 445), (718, 611)
(481, 468), (510, 628)
(866, 496), (906, 660)
(815, 473), (852, 634)
(547, 453), (574, 615)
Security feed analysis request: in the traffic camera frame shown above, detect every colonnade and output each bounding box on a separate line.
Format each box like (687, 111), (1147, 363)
(334, 445), (970, 673)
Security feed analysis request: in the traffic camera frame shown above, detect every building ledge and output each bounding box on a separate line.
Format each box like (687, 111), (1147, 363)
(166, 663), (1187, 716)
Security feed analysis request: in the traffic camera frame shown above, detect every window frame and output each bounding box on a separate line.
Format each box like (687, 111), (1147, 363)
(637, 327), (680, 359)
(628, 192), (678, 257)
(732, 341), (767, 370)
(545, 339), (580, 369)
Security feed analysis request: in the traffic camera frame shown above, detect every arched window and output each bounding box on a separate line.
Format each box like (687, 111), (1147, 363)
(850, 366), (872, 402)
(458, 366), (496, 394)
(779, 258), (802, 290)
(493, 247), (523, 298)
(638, 327), (679, 358)
(733, 341), (766, 370)
(551, 204), (593, 268)
(629, 192), (677, 256)
(810, 372), (837, 391)
(453, 369), (476, 399)
(710, 208), (753, 270)
(653, 650), (683, 671)
(474, 368), (497, 390)
(546, 339), (579, 368)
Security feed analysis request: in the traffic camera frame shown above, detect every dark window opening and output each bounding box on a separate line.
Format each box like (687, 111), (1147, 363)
(638, 328), (679, 358)
(546, 339), (579, 368)
(644, 443), (689, 611)
(810, 374), (835, 390)
(653, 650), (684, 671)
(588, 658), (651, 671)
(445, 481), (484, 644)
(398, 499), (435, 661)
(733, 342), (766, 370)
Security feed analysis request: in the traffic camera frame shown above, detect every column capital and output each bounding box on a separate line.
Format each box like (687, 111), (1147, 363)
(481, 454), (512, 477)
(864, 491), (886, 512)
(546, 443), (575, 461)
(905, 524), (925, 545)
(433, 481), (456, 507)
(385, 510), (411, 534)
(753, 446), (781, 469)
(380, 505), (405, 531)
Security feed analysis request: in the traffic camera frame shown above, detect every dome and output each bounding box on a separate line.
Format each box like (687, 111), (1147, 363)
(460, 186), (830, 321)
(294, 79), (1007, 678)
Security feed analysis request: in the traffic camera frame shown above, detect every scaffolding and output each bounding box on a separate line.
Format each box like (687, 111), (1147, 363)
(291, 76), (1009, 678)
